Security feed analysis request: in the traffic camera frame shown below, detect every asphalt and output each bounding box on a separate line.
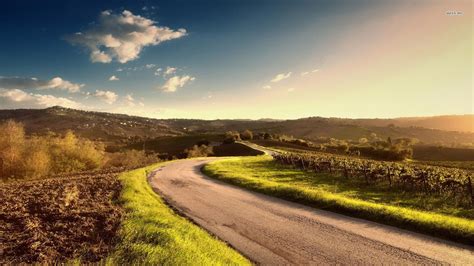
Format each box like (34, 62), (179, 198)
(148, 158), (474, 265)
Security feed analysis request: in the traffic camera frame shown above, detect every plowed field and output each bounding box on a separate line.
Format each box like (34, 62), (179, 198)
(0, 170), (123, 263)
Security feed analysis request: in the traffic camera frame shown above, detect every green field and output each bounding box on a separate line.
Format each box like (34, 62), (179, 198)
(203, 156), (474, 244)
(106, 162), (250, 265)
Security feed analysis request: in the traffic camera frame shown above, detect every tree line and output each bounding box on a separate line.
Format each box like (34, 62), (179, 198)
(0, 120), (159, 179)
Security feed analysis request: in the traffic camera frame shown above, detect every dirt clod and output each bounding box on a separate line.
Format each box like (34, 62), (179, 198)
(0, 170), (123, 263)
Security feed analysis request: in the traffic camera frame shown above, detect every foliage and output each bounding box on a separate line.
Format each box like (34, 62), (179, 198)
(184, 145), (214, 158)
(203, 156), (474, 244)
(0, 120), (105, 179)
(0, 120), (25, 178)
(223, 131), (241, 144)
(105, 150), (161, 169)
(240, 130), (253, 140)
(107, 162), (249, 265)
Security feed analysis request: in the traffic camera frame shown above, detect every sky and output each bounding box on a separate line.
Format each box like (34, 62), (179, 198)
(0, 0), (472, 119)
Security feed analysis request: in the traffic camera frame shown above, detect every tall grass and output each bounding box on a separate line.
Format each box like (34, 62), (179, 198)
(106, 162), (249, 265)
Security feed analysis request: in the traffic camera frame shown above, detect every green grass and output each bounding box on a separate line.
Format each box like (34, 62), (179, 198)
(106, 162), (250, 265)
(203, 156), (474, 245)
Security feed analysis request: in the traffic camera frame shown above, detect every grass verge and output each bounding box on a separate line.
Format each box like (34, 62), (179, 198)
(202, 156), (474, 245)
(106, 162), (250, 265)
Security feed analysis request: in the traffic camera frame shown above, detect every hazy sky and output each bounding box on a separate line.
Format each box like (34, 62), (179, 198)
(0, 0), (472, 119)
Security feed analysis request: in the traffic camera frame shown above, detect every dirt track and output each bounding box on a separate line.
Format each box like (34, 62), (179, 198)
(149, 158), (474, 265)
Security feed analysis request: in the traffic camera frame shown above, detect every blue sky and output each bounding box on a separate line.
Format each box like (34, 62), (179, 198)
(0, 0), (471, 119)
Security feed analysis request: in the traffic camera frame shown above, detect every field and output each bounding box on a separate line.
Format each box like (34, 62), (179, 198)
(107, 162), (249, 265)
(125, 134), (223, 157)
(416, 160), (474, 170)
(126, 134), (262, 158)
(272, 151), (473, 207)
(413, 145), (474, 161)
(252, 139), (474, 162)
(0, 169), (123, 264)
(213, 143), (264, 156)
(0, 162), (250, 264)
(203, 156), (474, 244)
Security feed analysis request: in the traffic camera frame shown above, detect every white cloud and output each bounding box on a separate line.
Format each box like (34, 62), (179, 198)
(109, 75), (119, 81)
(0, 88), (82, 109)
(161, 75), (195, 92)
(125, 94), (134, 101)
(271, 72), (292, 82)
(90, 50), (112, 63)
(164, 66), (177, 76)
(263, 85), (272, 90)
(287, 87), (295, 92)
(0, 76), (84, 93)
(301, 69), (319, 77)
(94, 90), (118, 104)
(66, 10), (187, 63)
(154, 67), (163, 76)
(123, 93), (143, 107)
(145, 64), (156, 69)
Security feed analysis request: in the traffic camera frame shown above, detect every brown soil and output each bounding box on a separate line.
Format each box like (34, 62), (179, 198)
(0, 169), (123, 263)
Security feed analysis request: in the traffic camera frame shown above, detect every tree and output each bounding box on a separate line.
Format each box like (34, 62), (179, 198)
(263, 132), (272, 140)
(23, 136), (50, 178)
(240, 130), (253, 140)
(223, 131), (241, 144)
(0, 120), (25, 178)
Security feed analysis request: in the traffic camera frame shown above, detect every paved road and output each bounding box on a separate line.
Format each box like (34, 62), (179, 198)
(148, 158), (474, 265)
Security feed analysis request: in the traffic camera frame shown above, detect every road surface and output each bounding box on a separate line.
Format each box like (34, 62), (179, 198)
(148, 158), (474, 265)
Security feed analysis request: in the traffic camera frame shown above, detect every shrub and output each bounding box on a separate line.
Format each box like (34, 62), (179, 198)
(0, 121), (107, 179)
(184, 145), (214, 158)
(240, 130), (253, 140)
(23, 137), (50, 178)
(49, 131), (105, 174)
(223, 131), (241, 144)
(0, 120), (25, 178)
(105, 150), (160, 169)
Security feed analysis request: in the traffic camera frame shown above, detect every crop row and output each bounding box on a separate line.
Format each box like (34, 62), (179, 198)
(273, 152), (474, 206)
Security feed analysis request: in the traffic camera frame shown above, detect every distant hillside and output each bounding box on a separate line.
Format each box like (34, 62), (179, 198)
(341, 115), (474, 133)
(0, 107), (472, 146)
(0, 107), (184, 141)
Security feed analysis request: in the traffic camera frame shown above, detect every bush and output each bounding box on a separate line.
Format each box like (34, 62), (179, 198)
(23, 137), (50, 178)
(105, 150), (160, 169)
(184, 145), (213, 158)
(0, 121), (107, 179)
(240, 130), (253, 140)
(0, 120), (25, 178)
(49, 131), (105, 174)
(223, 131), (241, 144)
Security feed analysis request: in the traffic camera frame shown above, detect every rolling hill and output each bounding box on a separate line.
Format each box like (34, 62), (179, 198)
(0, 106), (472, 146)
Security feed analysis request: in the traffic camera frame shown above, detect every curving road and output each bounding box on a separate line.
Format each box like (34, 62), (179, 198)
(148, 158), (474, 265)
